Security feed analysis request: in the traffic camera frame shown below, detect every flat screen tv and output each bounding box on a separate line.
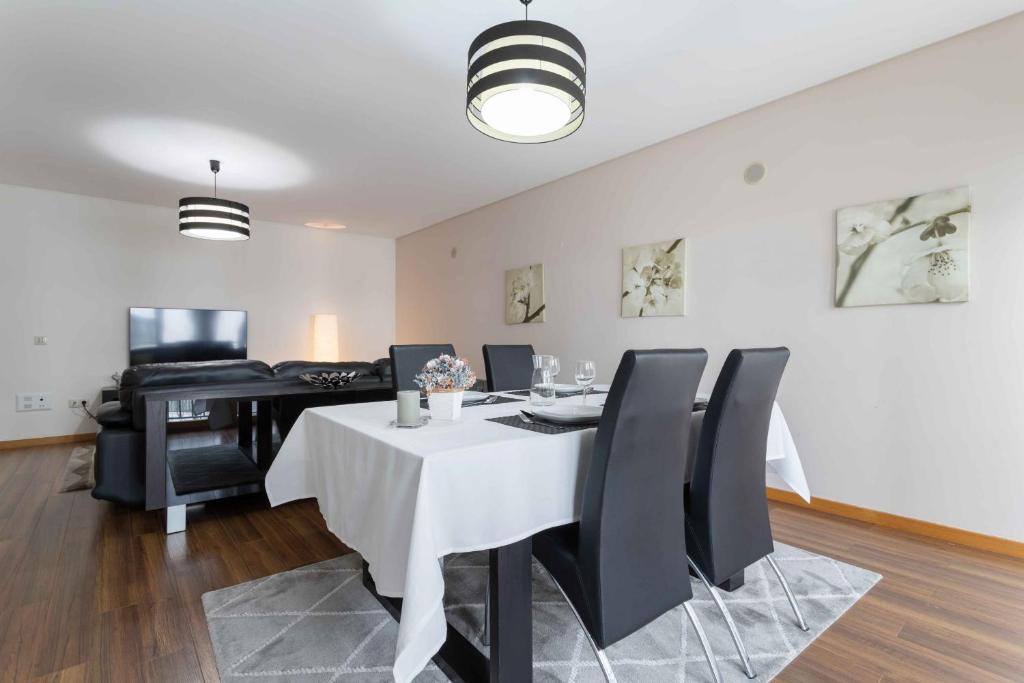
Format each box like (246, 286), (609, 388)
(129, 307), (247, 366)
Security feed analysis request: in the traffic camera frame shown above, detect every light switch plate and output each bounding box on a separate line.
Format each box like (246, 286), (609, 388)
(16, 393), (52, 411)
(33, 336), (48, 346)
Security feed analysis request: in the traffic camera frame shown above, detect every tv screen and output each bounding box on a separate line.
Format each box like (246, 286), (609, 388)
(129, 307), (247, 366)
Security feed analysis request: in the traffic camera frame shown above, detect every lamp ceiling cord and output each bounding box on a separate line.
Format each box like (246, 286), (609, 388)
(210, 159), (220, 198)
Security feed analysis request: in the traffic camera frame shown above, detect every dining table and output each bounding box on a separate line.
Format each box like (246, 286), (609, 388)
(264, 387), (810, 683)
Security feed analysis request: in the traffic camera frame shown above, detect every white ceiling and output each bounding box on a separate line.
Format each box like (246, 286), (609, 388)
(1, 1), (1021, 238)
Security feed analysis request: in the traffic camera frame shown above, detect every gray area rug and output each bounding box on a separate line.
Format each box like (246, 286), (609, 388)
(203, 542), (880, 681)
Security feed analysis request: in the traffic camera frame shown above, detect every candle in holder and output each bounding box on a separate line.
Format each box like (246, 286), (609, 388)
(397, 390), (421, 426)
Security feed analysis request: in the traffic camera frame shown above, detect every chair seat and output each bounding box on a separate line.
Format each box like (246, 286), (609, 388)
(389, 344), (456, 393)
(482, 344), (535, 392)
(533, 522), (601, 643)
(686, 347), (787, 587)
(523, 350), (722, 683)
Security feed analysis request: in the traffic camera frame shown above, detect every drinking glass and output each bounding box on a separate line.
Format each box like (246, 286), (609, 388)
(574, 360), (596, 404)
(531, 355), (555, 406)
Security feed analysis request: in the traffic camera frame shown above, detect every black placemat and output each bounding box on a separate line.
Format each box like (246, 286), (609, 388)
(486, 414), (598, 434)
(420, 395), (524, 409)
(504, 389), (609, 399)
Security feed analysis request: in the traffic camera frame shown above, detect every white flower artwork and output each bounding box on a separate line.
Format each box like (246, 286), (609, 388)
(505, 263), (546, 324)
(621, 238), (686, 318)
(835, 187), (970, 308)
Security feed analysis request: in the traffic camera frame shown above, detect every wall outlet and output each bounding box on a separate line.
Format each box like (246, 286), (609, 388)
(16, 393), (52, 411)
(68, 398), (89, 409)
(33, 335), (48, 346)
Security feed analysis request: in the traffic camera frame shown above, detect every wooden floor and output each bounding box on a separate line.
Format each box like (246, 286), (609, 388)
(2, 440), (1022, 682)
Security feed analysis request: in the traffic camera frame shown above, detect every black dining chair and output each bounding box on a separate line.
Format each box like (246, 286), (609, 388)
(388, 344), (456, 394)
(685, 347), (807, 680)
(482, 344), (535, 392)
(530, 349), (721, 682)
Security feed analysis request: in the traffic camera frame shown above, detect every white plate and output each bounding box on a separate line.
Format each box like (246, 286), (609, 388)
(553, 383), (611, 393)
(461, 391), (490, 403)
(531, 404), (603, 424)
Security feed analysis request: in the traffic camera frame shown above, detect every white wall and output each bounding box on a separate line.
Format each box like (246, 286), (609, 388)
(397, 15), (1024, 542)
(0, 184), (396, 441)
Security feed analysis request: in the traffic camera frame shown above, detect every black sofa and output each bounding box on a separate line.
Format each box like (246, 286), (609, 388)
(92, 357), (393, 507)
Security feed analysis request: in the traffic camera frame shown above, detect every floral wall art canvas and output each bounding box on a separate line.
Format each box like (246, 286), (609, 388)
(835, 187), (970, 308)
(505, 263), (546, 324)
(621, 238), (686, 317)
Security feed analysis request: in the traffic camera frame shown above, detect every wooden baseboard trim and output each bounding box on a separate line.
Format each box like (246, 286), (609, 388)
(767, 487), (1024, 560)
(0, 432), (95, 451)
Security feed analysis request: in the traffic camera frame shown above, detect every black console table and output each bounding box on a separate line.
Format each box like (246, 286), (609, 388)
(139, 379), (387, 533)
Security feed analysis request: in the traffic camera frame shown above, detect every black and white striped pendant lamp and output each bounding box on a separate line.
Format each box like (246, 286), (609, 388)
(178, 160), (250, 241)
(467, 0), (586, 143)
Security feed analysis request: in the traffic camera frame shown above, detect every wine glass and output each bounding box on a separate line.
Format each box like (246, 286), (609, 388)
(574, 360), (596, 404)
(548, 356), (561, 384)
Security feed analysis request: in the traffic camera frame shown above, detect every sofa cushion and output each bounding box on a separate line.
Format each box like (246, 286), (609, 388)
(92, 427), (146, 507)
(271, 360), (379, 382)
(59, 444), (96, 493)
(373, 357), (392, 383)
(120, 359), (274, 429)
(96, 401), (133, 429)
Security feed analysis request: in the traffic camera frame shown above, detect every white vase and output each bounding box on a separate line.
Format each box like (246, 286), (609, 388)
(427, 390), (464, 421)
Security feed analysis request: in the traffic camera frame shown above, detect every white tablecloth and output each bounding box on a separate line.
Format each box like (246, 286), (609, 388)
(265, 393), (809, 683)
(688, 401), (811, 502)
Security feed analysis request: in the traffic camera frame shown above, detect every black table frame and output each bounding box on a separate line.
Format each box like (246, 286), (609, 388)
(363, 538), (533, 683)
(139, 379), (391, 520)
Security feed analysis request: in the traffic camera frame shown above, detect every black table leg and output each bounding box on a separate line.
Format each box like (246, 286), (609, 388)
(717, 569), (745, 592)
(144, 399), (168, 511)
(238, 400), (252, 449)
(489, 538), (532, 682)
(362, 537), (534, 683)
(256, 400), (273, 471)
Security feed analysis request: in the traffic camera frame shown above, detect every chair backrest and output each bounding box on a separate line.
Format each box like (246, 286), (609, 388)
(482, 344), (535, 392)
(388, 344), (456, 393)
(688, 348), (789, 584)
(578, 348), (707, 646)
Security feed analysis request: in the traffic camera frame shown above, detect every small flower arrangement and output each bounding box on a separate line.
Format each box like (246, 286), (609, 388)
(414, 355), (476, 394)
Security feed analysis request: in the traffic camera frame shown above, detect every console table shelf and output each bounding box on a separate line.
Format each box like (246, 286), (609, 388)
(167, 444), (266, 497)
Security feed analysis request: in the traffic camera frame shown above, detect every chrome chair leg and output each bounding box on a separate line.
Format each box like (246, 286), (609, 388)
(683, 602), (723, 683)
(594, 648), (616, 682)
(537, 563), (617, 683)
(482, 577), (491, 646)
(766, 554), (809, 631)
(688, 557), (756, 678)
